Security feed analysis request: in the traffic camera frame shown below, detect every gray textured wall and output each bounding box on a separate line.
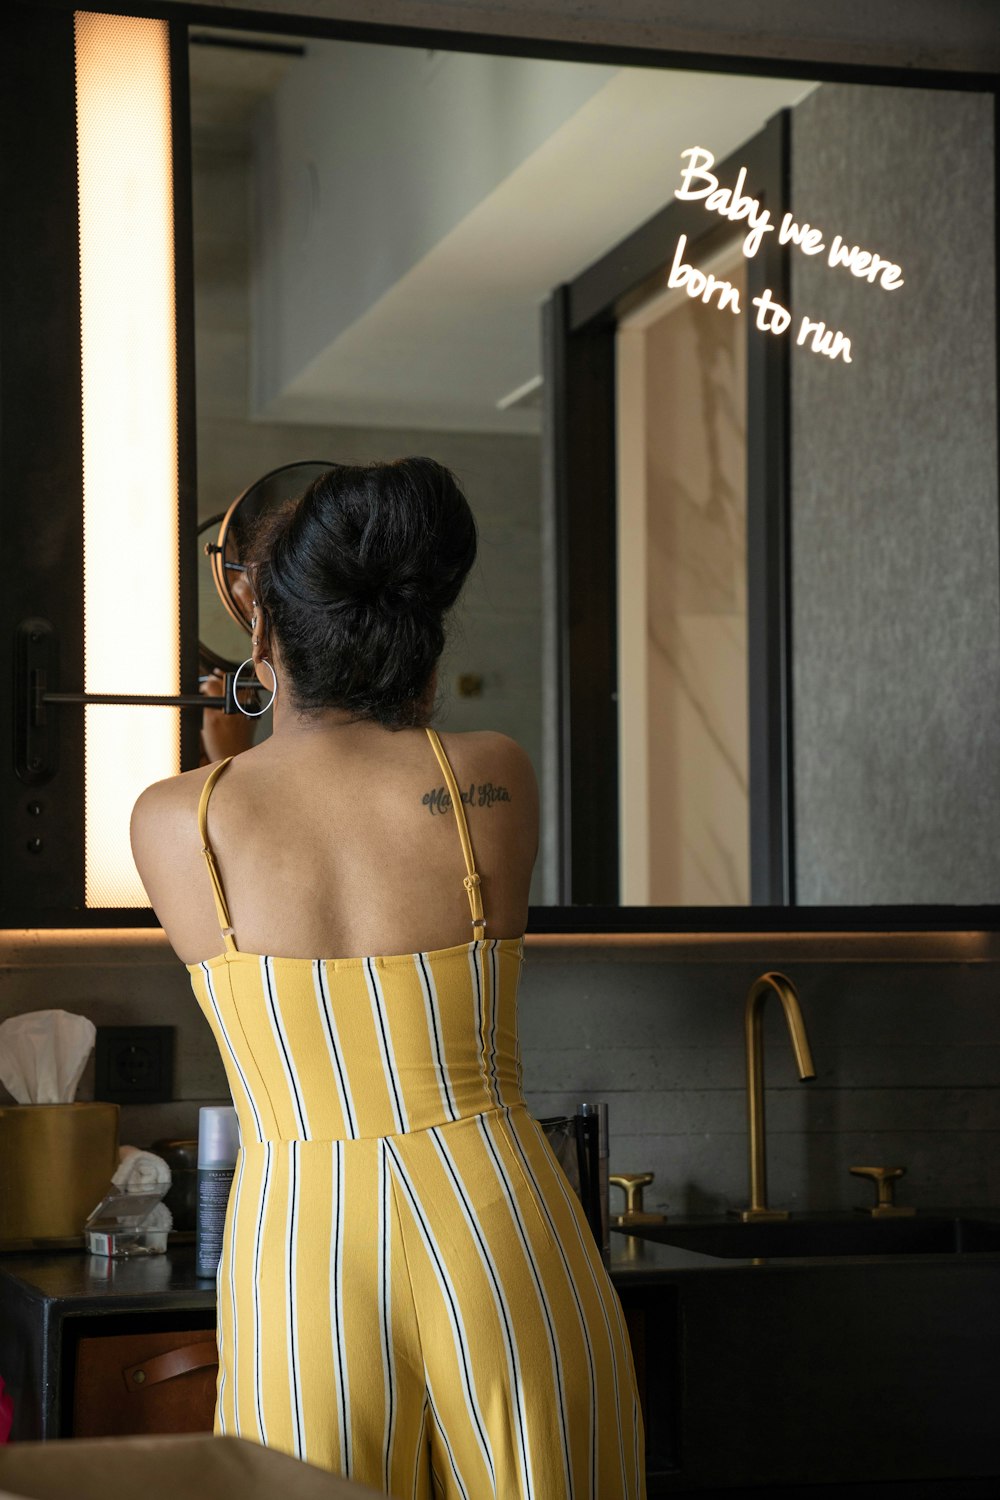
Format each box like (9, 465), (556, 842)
(790, 85), (999, 905)
(521, 940), (1000, 1214)
(2, 933), (996, 1216)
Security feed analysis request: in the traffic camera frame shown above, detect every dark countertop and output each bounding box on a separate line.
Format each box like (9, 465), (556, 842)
(0, 1244), (217, 1315)
(0, 1233), (772, 1311)
(610, 1208), (1000, 1284)
(3, 1209), (1000, 1309)
(0, 1233), (757, 1314)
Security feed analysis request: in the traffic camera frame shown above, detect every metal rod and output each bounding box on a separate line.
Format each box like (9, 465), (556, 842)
(42, 691), (229, 709)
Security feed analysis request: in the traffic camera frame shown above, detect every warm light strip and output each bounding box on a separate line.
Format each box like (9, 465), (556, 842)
(75, 13), (179, 907)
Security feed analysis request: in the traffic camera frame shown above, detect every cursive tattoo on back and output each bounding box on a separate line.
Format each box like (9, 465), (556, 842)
(422, 782), (512, 815)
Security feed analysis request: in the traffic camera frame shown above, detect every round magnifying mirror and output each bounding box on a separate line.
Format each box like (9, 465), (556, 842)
(200, 460), (335, 668)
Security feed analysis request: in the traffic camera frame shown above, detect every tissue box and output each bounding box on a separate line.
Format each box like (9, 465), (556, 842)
(0, 1102), (119, 1248)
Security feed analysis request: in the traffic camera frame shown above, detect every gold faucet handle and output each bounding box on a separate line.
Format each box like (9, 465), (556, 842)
(609, 1172), (665, 1225)
(609, 1172), (653, 1214)
(849, 1166), (915, 1218)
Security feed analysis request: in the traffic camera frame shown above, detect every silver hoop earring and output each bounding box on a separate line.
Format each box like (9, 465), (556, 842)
(233, 657), (277, 718)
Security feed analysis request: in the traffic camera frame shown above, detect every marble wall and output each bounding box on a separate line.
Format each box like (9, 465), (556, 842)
(617, 254), (749, 905)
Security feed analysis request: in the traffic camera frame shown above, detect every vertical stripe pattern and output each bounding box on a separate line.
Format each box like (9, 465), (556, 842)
(190, 938), (644, 1498)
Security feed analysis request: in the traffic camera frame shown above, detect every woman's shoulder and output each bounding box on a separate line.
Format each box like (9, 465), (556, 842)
(431, 728), (537, 791)
(132, 760), (212, 813)
(130, 760), (230, 851)
(428, 729), (538, 859)
(432, 727), (534, 766)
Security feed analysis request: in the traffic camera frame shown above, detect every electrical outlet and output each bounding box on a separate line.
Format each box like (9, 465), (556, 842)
(95, 1026), (175, 1105)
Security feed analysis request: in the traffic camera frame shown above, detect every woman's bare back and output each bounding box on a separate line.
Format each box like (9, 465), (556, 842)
(131, 725), (538, 966)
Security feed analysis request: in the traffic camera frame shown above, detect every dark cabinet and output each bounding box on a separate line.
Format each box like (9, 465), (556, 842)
(617, 1284), (680, 1488)
(0, 1252), (216, 1441)
(613, 1235), (1000, 1499)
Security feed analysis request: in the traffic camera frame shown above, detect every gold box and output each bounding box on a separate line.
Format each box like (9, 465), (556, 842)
(0, 1102), (119, 1249)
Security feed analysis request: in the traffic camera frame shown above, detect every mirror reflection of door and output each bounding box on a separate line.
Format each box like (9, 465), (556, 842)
(617, 241), (749, 904)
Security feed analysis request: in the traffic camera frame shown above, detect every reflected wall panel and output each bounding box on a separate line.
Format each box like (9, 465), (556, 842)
(617, 256), (749, 905)
(790, 85), (999, 905)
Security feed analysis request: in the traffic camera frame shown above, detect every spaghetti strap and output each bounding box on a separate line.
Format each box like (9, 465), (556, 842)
(197, 757), (238, 953)
(425, 727), (486, 936)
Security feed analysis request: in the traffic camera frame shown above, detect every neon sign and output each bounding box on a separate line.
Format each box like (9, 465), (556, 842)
(667, 147), (906, 364)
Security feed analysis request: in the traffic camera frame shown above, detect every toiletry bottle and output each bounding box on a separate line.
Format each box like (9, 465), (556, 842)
(196, 1105), (239, 1279)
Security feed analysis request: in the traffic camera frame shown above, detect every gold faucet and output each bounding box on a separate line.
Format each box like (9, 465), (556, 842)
(733, 972), (816, 1222)
(609, 1172), (666, 1227)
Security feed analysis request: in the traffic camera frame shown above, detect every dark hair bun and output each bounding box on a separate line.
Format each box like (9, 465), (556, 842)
(252, 457), (477, 726)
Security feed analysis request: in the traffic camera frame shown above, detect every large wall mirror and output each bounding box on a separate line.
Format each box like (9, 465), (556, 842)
(188, 26), (998, 927)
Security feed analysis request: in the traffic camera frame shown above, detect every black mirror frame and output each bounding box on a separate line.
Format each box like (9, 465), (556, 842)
(1, 2), (996, 933)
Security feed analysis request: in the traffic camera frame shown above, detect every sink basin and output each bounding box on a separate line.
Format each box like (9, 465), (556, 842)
(620, 1213), (1000, 1258)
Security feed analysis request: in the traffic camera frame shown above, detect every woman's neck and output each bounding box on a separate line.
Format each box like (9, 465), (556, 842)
(261, 649), (435, 740)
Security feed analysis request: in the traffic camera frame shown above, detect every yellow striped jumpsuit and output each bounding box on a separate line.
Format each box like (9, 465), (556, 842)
(188, 728), (645, 1498)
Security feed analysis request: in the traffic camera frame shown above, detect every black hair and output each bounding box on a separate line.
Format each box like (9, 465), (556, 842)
(251, 457), (477, 727)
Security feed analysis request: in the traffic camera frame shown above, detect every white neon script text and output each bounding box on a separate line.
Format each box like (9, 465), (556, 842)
(668, 235), (852, 362)
(674, 147), (774, 258)
(675, 147), (904, 290)
(666, 146), (908, 364)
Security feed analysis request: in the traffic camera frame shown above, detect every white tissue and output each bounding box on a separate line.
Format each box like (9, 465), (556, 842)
(112, 1150), (172, 1252)
(0, 1009), (96, 1105)
(142, 1200), (173, 1252)
(113, 1145), (172, 1190)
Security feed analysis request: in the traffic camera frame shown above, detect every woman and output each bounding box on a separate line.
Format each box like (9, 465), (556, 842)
(131, 458), (645, 1499)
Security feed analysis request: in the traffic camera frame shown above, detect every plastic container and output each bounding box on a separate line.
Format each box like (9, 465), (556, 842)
(196, 1105), (240, 1279)
(84, 1181), (170, 1258)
